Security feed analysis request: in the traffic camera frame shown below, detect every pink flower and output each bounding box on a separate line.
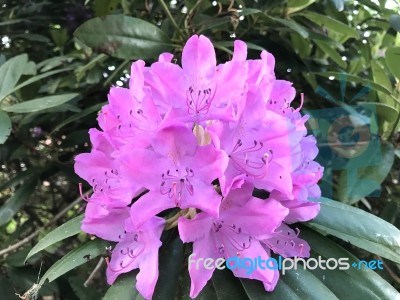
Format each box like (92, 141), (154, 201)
(120, 123), (228, 229)
(106, 217), (165, 300)
(74, 34), (324, 299)
(178, 187), (288, 297)
(144, 35), (248, 122)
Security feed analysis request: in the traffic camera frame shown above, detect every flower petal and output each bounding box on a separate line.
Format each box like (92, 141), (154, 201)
(129, 191), (174, 228)
(178, 213), (213, 243)
(182, 35), (216, 90)
(82, 207), (129, 242)
(188, 237), (219, 298)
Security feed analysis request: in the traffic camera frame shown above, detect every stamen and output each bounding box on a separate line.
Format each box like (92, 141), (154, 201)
(229, 139), (268, 178)
(213, 221), (252, 258)
(186, 87), (213, 115)
(79, 183), (89, 202)
(159, 167), (195, 204)
(294, 93), (304, 114)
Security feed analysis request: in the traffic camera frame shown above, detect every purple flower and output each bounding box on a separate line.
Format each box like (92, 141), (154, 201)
(263, 223), (311, 258)
(74, 34), (324, 299)
(106, 217), (165, 300)
(144, 36), (247, 122)
(178, 187), (288, 297)
(120, 123), (228, 228)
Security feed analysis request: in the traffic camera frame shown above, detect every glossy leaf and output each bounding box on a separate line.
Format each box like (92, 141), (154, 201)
(336, 142), (394, 203)
(315, 72), (393, 96)
(308, 196), (400, 263)
(25, 215), (84, 262)
(0, 68), (73, 102)
(268, 16), (309, 38)
(211, 268), (248, 299)
(153, 236), (184, 299)
(2, 94), (80, 113)
(385, 47), (400, 79)
(39, 239), (109, 285)
(74, 15), (173, 60)
(314, 40), (346, 68)
(94, 0), (120, 17)
(242, 278), (302, 300)
(302, 228), (400, 299)
(0, 54), (29, 102)
(358, 102), (399, 125)
(302, 12), (359, 38)
(0, 110), (11, 144)
(0, 177), (37, 227)
(287, 0), (317, 14)
(103, 271), (140, 300)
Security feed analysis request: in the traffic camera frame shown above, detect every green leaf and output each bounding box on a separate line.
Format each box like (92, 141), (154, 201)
(212, 268), (248, 299)
(0, 68), (73, 102)
(389, 14), (400, 32)
(25, 215), (84, 262)
(0, 168), (42, 191)
(370, 60), (394, 108)
(287, 0), (317, 14)
(2, 94), (80, 113)
(153, 236), (184, 299)
(94, 0), (120, 17)
(39, 239), (108, 285)
(337, 142), (394, 203)
(308, 196), (400, 264)
(0, 177), (37, 226)
(241, 260), (338, 300)
(291, 33), (312, 58)
(0, 110), (11, 144)
(0, 275), (17, 300)
(13, 33), (50, 43)
(240, 8), (262, 17)
(213, 41), (265, 52)
(0, 54), (29, 101)
(179, 255), (218, 300)
(51, 102), (104, 133)
(241, 277), (302, 300)
(302, 12), (359, 39)
(268, 16), (309, 38)
(103, 272), (140, 300)
(301, 228), (400, 299)
(314, 40), (346, 68)
(68, 275), (102, 300)
(358, 102), (399, 125)
(385, 47), (400, 80)
(371, 60), (392, 91)
(315, 72), (392, 95)
(50, 27), (68, 48)
(74, 15), (173, 60)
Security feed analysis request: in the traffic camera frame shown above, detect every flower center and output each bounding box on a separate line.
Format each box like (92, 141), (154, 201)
(106, 233), (145, 272)
(160, 167), (195, 206)
(213, 220), (252, 257)
(186, 86), (213, 115)
(90, 168), (126, 199)
(228, 139), (273, 178)
(264, 227), (304, 256)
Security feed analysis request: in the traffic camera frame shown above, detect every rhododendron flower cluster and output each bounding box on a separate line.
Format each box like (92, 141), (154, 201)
(74, 35), (323, 299)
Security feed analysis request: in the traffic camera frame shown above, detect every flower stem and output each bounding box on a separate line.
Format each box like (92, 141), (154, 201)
(158, 0), (186, 39)
(165, 208), (197, 230)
